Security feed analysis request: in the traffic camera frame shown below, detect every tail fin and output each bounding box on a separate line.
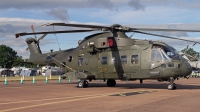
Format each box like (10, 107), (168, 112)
(26, 37), (42, 62)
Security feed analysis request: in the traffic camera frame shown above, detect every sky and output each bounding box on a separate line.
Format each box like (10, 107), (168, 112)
(0, 0), (200, 59)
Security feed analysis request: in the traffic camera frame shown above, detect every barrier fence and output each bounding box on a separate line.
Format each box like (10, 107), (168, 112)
(0, 75), (64, 85)
(1, 71), (198, 85)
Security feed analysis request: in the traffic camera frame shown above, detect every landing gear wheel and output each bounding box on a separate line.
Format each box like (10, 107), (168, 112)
(173, 83), (177, 89)
(168, 77), (177, 90)
(77, 80), (88, 88)
(112, 80), (116, 86)
(168, 84), (174, 90)
(84, 81), (88, 87)
(107, 79), (116, 87)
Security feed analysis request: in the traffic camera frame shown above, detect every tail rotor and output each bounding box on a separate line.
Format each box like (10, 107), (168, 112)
(30, 25), (47, 51)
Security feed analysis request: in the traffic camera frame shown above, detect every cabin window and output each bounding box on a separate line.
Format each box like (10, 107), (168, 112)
(121, 55), (127, 64)
(78, 58), (83, 67)
(131, 55), (138, 64)
(68, 56), (73, 62)
(101, 57), (107, 65)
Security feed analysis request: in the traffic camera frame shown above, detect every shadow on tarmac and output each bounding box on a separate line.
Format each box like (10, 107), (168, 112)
(52, 81), (200, 90)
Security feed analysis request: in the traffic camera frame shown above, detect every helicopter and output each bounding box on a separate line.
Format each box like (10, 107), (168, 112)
(179, 45), (200, 77)
(15, 23), (200, 90)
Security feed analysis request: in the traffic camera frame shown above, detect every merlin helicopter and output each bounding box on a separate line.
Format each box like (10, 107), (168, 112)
(15, 23), (200, 90)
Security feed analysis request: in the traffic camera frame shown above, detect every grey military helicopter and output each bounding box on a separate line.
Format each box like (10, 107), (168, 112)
(179, 45), (200, 76)
(15, 23), (200, 90)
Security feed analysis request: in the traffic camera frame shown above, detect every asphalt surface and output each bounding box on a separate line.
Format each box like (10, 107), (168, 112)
(0, 78), (200, 112)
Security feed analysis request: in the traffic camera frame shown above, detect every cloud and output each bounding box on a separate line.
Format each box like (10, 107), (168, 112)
(0, 17), (60, 35)
(0, 24), (15, 34)
(140, 0), (200, 9)
(15, 48), (30, 59)
(45, 6), (69, 21)
(0, 0), (116, 10)
(128, 0), (145, 10)
(86, 0), (116, 10)
(1, 0), (200, 10)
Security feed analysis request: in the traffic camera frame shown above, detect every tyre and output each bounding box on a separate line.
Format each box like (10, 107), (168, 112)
(83, 81), (88, 88)
(173, 83), (177, 89)
(111, 79), (116, 86)
(107, 80), (113, 87)
(78, 81), (84, 88)
(168, 84), (174, 90)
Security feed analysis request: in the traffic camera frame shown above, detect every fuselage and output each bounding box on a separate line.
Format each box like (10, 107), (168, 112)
(26, 32), (192, 80)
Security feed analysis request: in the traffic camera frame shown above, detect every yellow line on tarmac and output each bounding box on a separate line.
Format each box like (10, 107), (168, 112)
(0, 90), (153, 112)
(0, 91), (125, 105)
(0, 90), (149, 105)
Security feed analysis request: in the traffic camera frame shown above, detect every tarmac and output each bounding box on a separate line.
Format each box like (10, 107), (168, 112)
(0, 78), (200, 112)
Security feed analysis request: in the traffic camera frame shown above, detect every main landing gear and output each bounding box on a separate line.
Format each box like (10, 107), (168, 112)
(168, 77), (177, 90)
(77, 80), (88, 88)
(107, 79), (116, 87)
(77, 79), (116, 88)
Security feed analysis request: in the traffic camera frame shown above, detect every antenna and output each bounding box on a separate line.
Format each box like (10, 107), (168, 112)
(53, 25), (61, 51)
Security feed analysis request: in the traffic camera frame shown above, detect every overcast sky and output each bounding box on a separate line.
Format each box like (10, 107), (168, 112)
(0, 0), (200, 59)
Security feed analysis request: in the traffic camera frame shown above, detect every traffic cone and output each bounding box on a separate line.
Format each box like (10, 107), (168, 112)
(4, 76), (8, 85)
(58, 75), (62, 83)
(20, 77), (24, 84)
(32, 76), (36, 84)
(45, 76), (49, 83)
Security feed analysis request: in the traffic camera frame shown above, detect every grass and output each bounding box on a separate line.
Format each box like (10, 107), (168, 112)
(0, 76), (60, 82)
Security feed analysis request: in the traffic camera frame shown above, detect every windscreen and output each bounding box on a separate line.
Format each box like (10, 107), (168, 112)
(152, 45), (181, 60)
(151, 49), (163, 61)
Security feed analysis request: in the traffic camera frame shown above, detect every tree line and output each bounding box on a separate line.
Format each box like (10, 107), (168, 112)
(0, 45), (37, 68)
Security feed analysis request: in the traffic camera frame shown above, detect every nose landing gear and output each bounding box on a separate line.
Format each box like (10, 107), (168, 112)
(168, 77), (177, 90)
(77, 80), (88, 88)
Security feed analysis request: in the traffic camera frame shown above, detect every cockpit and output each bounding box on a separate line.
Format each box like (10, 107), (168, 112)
(150, 44), (192, 81)
(151, 45), (182, 62)
(150, 44), (185, 69)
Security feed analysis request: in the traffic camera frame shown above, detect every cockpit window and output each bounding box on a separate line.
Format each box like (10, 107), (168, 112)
(152, 45), (181, 60)
(163, 48), (180, 60)
(151, 49), (162, 61)
(160, 49), (170, 61)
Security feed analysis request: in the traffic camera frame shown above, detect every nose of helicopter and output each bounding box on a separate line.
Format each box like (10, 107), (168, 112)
(180, 61), (192, 77)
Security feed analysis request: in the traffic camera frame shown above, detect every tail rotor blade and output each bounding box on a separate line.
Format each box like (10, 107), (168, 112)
(31, 25), (37, 39)
(38, 34), (47, 41)
(184, 45), (189, 54)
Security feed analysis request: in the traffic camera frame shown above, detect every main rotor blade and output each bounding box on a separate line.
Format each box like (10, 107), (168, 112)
(40, 23), (200, 33)
(130, 28), (200, 32)
(15, 29), (94, 38)
(40, 23), (109, 29)
(134, 30), (200, 44)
